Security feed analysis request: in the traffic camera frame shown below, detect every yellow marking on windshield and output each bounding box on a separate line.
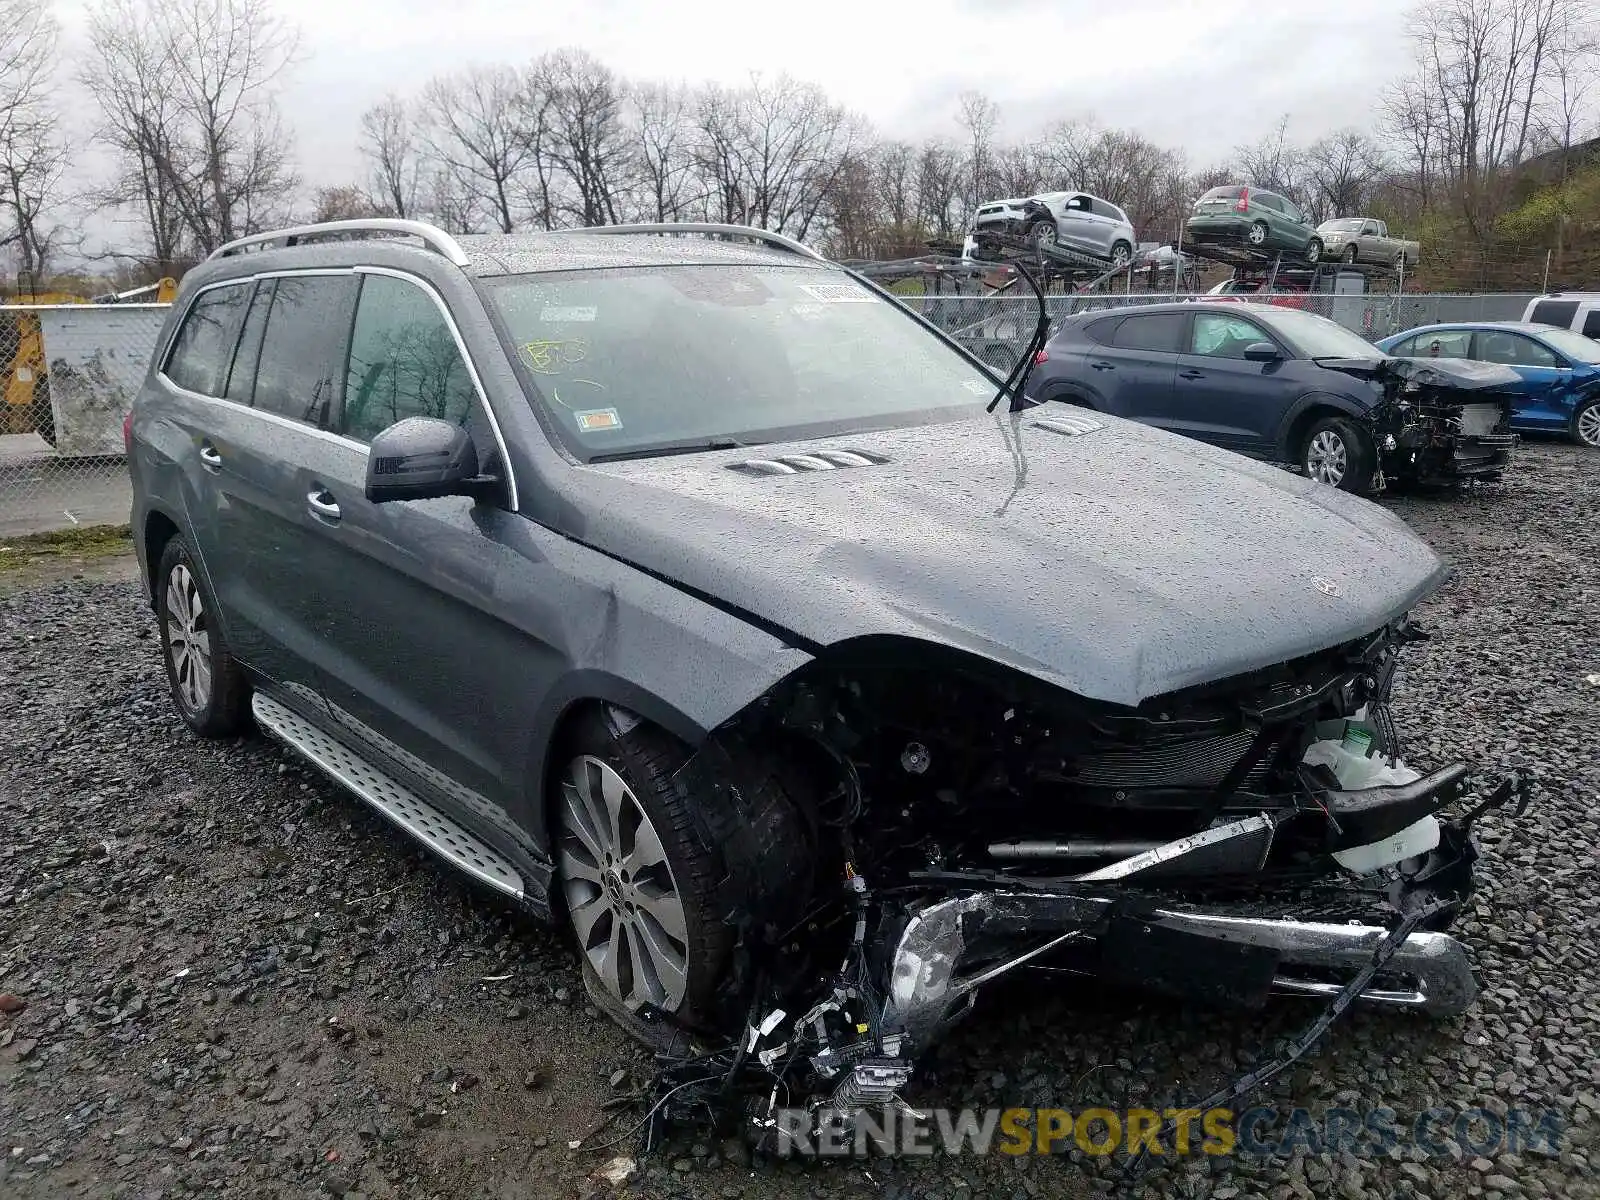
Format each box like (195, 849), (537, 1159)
(520, 339), (589, 374)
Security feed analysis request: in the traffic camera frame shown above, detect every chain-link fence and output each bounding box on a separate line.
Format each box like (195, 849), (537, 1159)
(0, 290), (1557, 538)
(901, 292), (1545, 374)
(0, 304), (168, 538)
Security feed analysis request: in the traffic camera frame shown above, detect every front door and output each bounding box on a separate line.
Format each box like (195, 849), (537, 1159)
(1470, 329), (1573, 432)
(1170, 311), (1287, 455)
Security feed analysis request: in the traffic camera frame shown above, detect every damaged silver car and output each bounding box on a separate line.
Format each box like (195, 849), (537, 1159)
(126, 220), (1524, 1144)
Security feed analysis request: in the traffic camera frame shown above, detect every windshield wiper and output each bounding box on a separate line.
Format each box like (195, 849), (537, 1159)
(589, 438), (746, 464)
(985, 258), (1052, 415)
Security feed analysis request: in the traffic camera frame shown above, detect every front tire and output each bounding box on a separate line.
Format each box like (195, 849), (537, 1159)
(1344, 244), (1360, 264)
(155, 536), (249, 737)
(1301, 416), (1372, 493)
(552, 709), (815, 1049)
(1028, 218), (1057, 248)
(1571, 398), (1600, 447)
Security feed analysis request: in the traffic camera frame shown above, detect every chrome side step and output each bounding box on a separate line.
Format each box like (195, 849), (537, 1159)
(252, 692), (526, 900)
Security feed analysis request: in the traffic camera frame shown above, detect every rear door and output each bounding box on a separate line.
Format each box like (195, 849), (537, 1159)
(1084, 310), (1185, 425)
(1171, 311), (1290, 455)
(1470, 329), (1572, 430)
(200, 272), (361, 702)
(290, 269), (554, 821)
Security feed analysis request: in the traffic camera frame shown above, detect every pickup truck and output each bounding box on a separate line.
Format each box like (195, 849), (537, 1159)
(1315, 218), (1419, 268)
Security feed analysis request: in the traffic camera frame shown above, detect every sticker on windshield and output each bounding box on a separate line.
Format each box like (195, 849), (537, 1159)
(799, 283), (878, 304)
(575, 407), (623, 433)
(962, 380), (991, 395)
(541, 305), (596, 323)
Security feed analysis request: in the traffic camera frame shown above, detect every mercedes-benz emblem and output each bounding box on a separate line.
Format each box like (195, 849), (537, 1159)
(1311, 576), (1342, 598)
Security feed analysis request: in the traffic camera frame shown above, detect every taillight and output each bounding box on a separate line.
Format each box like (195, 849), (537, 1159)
(122, 409), (134, 454)
(1234, 188), (1250, 213)
(1033, 348), (1050, 365)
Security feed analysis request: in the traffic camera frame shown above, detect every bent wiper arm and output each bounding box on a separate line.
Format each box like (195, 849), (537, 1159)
(986, 257), (1051, 414)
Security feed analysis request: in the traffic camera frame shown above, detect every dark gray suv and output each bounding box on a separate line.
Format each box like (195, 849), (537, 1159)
(128, 219), (1520, 1116)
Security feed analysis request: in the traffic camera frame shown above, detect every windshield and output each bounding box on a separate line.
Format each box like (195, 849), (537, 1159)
(1266, 308), (1387, 359)
(1321, 218), (1366, 232)
(1535, 326), (1600, 363)
(483, 265), (997, 461)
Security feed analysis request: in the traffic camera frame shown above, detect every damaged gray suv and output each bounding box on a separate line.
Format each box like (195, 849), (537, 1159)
(128, 220), (1523, 1130)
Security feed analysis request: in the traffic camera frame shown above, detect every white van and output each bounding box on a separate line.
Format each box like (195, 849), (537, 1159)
(1521, 293), (1600, 339)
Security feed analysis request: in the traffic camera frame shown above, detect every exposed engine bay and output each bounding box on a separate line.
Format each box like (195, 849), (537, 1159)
(603, 615), (1526, 1157)
(1321, 356), (1522, 490)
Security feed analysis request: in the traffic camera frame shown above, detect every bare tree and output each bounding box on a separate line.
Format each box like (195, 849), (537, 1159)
(310, 184), (391, 222)
(1304, 130), (1390, 221)
(628, 81), (702, 222)
(0, 0), (64, 281)
(533, 48), (632, 227)
(359, 93), (420, 219)
(82, 0), (301, 260)
(955, 90), (998, 213)
(694, 74), (862, 240)
(1233, 115), (1307, 202)
(914, 138), (963, 240)
(419, 64), (536, 233)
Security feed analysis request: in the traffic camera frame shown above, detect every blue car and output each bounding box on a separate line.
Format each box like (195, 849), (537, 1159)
(1376, 321), (1600, 447)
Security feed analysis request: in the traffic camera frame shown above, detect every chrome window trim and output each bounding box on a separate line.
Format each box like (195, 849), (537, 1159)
(156, 265), (520, 511)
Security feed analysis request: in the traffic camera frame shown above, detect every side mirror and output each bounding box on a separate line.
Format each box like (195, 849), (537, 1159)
(365, 417), (495, 503)
(1243, 342), (1283, 362)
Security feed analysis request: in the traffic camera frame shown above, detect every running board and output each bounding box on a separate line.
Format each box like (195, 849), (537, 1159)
(252, 692), (526, 900)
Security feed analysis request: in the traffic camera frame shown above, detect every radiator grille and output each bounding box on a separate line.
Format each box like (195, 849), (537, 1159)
(1457, 402), (1504, 437)
(1070, 730), (1268, 789)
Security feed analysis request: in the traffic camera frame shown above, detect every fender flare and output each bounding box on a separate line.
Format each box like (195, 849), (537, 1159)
(1275, 392), (1371, 461)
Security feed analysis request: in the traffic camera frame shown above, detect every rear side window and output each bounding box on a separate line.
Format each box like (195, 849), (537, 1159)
(1582, 310), (1600, 339)
(251, 275), (359, 426)
(1084, 316), (1120, 343)
(1530, 300), (1579, 329)
(164, 284), (251, 396)
(1415, 329), (1473, 358)
(1090, 199), (1121, 220)
(224, 281), (272, 404)
(1386, 335), (1418, 357)
(1111, 313), (1186, 353)
(1201, 186), (1246, 201)
(342, 275), (477, 442)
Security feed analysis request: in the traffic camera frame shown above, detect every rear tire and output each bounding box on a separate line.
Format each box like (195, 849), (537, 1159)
(155, 536), (250, 738)
(1304, 237), (1323, 264)
(1247, 221), (1269, 247)
(1110, 240), (1132, 267)
(1571, 398), (1600, 448)
(1301, 416), (1372, 493)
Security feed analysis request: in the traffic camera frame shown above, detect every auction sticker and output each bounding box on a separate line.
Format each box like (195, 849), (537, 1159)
(541, 305), (597, 322)
(799, 284), (878, 304)
(575, 408), (623, 432)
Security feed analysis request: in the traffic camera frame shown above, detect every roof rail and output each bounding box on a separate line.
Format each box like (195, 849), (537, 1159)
(207, 218), (472, 267)
(561, 222), (826, 262)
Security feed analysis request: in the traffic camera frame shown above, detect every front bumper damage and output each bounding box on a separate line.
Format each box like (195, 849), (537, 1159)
(625, 760), (1525, 1155)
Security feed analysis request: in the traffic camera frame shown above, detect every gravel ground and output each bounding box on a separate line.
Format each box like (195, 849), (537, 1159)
(2, 443), (1597, 1200)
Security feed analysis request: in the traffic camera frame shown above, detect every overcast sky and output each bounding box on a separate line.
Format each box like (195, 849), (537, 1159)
(48, 0), (1416, 254)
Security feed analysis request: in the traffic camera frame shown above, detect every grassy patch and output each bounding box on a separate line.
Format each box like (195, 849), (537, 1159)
(0, 523), (133, 571)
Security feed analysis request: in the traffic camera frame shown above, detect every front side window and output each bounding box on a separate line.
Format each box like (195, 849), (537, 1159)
(343, 275), (477, 442)
(251, 275), (359, 426)
(1191, 313), (1271, 358)
(483, 266), (997, 461)
(1538, 325), (1600, 362)
(1413, 329), (1473, 359)
(165, 284), (251, 396)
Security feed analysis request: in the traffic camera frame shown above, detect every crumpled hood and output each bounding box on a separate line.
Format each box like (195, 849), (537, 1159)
(1317, 355), (1524, 392)
(561, 410), (1449, 707)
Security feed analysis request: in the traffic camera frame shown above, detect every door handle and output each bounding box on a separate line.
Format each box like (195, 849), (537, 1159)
(199, 442), (222, 471)
(1179, 370), (1204, 380)
(306, 487), (341, 522)
(1091, 361), (1115, 371)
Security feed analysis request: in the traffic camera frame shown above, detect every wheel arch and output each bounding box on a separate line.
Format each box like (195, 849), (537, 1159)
(140, 506), (183, 606)
(1277, 393), (1369, 461)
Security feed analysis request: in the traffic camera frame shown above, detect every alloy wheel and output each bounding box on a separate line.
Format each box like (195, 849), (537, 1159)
(557, 755), (690, 1012)
(1306, 430), (1348, 485)
(1579, 403), (1600, 448)
(1248, 222), (1268, 246)
(164, 563), (212, 713)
